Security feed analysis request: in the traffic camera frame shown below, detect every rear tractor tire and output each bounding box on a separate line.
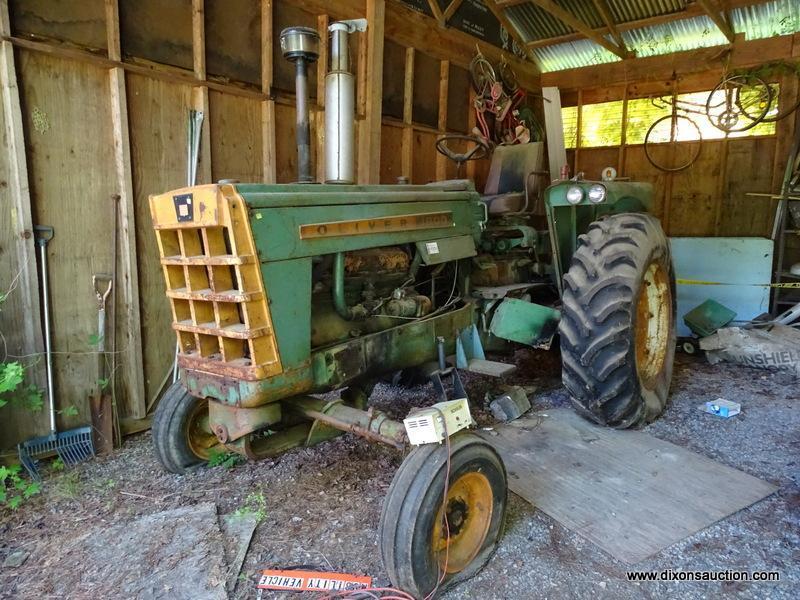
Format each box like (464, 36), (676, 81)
(152, 381), (220, 474)
(559, 213), (676, 428)
(379, 433), (507, 598)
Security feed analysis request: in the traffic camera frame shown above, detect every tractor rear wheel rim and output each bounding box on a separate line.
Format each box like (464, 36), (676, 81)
(635, 261), (672, 389)
(185, 400), (217, 460)
(431, 471), (493, 573)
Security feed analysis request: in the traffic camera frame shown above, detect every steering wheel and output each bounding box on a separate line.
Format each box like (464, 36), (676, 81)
(435, 135), (489, 176)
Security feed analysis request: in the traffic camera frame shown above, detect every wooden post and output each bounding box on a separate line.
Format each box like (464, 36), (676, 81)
(713, 134), (730, 236)
(357, 0), (385, 184)
(316, 14), (329, 183)
(401, 47), (414, 181)
(436, 60), (449, 180)
(261, 0), (276, 182)
(617, 84), (628, 175)
(192, 0), (212, 183)
(466, 87), (477, 182)
(0, 0), (44, 381)
(574, 89), (582, 174)
(769, 73), (799, 236)
(105, 0), (146, 418)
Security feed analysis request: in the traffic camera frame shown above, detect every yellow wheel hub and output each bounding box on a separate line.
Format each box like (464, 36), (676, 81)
(185, 400), (219, 460)
(432, 471), (494, 574)
(635, 261), (672, 389)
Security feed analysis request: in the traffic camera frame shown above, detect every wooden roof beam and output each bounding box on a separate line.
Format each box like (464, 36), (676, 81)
(527, 0), (629, 59)
(696, 0), (736, 43)
(426, 0), (444, 25)
(442, 0), (465, 26)
(522, 0), (772, 50)
(592, 0), (633, 57)
(483, 0), (542, 67)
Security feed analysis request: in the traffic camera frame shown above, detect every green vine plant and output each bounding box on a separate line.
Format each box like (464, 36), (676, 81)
(1, 276), (44, 510)
(0, 465), (41, 510)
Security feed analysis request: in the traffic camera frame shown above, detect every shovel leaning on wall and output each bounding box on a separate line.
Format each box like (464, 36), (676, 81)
(89, 274), (114, 454)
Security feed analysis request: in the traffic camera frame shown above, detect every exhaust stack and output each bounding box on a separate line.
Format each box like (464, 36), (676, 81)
(325, 19), (366, 184)
(280, 26), (320, 183)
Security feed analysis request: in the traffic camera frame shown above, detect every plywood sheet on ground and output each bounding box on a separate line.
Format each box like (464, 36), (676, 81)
(480, 408), (777, 564)
(41, 503), (228, 598)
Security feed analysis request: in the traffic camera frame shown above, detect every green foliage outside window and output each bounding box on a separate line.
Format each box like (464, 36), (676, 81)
(563, 88), (777, 149)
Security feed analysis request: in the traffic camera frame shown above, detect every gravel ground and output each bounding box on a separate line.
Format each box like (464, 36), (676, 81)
(1, 351), (797, 599)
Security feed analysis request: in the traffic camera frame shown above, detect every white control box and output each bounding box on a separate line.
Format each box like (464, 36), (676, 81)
(403, 398), (474, 445)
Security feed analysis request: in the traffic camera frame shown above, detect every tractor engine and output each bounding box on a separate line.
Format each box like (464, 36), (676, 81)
(472, 219), (549, 287)
(310, 246), (432, 348)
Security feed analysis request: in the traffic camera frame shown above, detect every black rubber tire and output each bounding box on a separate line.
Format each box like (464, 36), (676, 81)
(152, 381), (209, 474)
(379, 433), (507, 598)
(559, 213), (676, 429)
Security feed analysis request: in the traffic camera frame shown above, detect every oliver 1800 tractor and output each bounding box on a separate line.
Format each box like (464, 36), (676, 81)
(149, 21), (675, 598)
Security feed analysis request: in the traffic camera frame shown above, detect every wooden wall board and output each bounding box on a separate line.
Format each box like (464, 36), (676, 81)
(446, 63), (470, 134)
(380, 123), (404, 184)
(17, 50), (117, 431)
(209, 91), (263, 183)
(0, 57), (41, 449)
(205, 0), (261, 86)
(575, 146), (617, 181)
(412, 51), (440, 129)
(274, 101), (297, 183)
(668, 140), (724, 236)
(412, 130), (437, 184)
(119, 0), (192, 71)
(622, 145), (669, 223)
(382, 38), (406, 120)
(126, 73), (193, 408)
(719, 137), (777, 237)
(9, 0), (107, 51)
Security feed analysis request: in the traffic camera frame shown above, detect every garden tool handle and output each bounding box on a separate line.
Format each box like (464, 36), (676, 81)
(93, 275), (112, 366)
(34, 225), (56, 434)
(34, 225), (54, 246)
(93, 274), (113, 310)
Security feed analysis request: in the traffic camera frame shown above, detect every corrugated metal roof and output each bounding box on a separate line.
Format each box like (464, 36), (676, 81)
(730, 0), (800, 40)
(523, 0), (800, 72)
(622, 15), (729, 58)
(605, 0), (686, 25)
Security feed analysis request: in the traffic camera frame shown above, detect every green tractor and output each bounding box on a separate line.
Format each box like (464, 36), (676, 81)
(149, 22), (675, 598)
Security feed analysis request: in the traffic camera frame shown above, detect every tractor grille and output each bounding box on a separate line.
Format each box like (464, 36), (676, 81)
(150, 185), (281, 381)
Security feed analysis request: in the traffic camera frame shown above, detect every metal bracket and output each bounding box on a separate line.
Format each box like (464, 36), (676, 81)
(330, 19), (368, 33)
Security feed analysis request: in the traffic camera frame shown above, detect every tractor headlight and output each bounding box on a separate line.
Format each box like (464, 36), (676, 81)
(588, 184), (607, 204)
(566, 186), (584, 205)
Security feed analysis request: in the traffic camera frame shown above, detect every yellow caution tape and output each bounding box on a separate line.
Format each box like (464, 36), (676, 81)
(677, 278), (800, 289)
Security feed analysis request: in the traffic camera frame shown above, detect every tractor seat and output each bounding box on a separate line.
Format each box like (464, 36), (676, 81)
(481, 143), (544, 215)
(482, 192), (526, 215)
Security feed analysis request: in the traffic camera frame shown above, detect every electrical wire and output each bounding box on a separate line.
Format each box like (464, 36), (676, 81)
(321, 405), (456, 600)
(423, 406), (453, 600)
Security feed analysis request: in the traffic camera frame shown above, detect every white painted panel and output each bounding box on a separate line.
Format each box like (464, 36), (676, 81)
(670, 237), (773, 337)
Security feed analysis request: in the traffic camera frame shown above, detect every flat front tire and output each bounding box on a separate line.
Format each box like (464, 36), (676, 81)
(379, 433), (507, 598)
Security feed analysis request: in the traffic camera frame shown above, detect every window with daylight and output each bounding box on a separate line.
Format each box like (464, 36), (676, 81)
(563, 88), (777, 149)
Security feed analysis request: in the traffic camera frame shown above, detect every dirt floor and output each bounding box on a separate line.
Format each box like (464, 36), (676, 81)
(1, 350), (798, 599)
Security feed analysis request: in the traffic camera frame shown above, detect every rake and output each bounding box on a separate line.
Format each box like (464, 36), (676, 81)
(18, 226), (94, 481)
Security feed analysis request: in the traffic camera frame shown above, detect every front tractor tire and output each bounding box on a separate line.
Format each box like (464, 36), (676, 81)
(152, 381), (220, 474)
(559, 213), (676, 429)
(379, 433), (507, 598)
